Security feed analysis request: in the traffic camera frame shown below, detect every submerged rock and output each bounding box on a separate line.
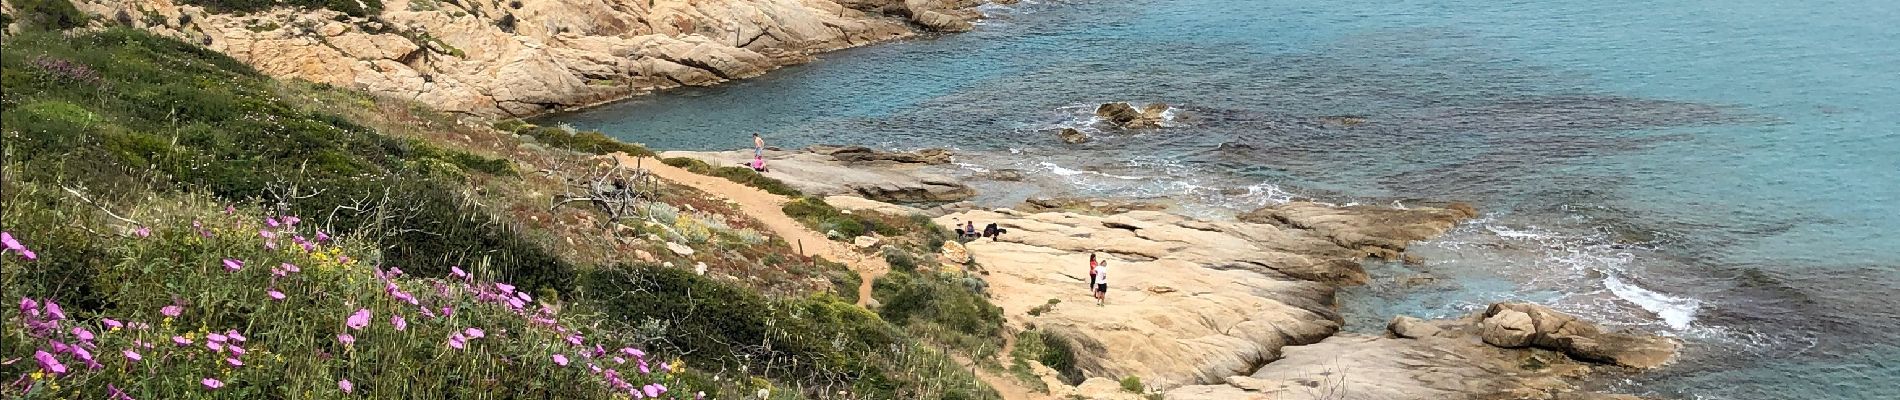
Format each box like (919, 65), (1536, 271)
(1095, 102), (1170, 129)
(1058, 127), (1090, 144)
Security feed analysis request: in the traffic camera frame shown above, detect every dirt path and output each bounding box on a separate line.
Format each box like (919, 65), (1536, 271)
(614, 154), (885, 306)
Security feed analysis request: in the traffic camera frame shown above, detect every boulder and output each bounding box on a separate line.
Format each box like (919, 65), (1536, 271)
(665, 242), (696, 257)
(1479, 302), (1680, 369)
(1387, 315), (1442, 339)
(853, 235), (882, 249)
(940, 240), (971, 264)
(1058, 128), (1091, 144)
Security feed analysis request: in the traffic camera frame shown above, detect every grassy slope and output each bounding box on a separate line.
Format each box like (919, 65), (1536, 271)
(2, 27), (998, 399)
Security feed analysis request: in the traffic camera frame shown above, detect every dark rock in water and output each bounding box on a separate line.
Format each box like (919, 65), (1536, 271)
(807, 145), (953, 165)
(1095, 102), (1141, 126)
(1319, 115), (1369, 127)
(1096, 102), (1169, 129)
(983, 169), (1027, 181)
(1057, 128), (1090, 144)
(1021, 196), (1166, 215)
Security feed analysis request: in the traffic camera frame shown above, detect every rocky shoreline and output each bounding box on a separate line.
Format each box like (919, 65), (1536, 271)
(54, 0), (1002, 118)
(771, 146), (1681, 399)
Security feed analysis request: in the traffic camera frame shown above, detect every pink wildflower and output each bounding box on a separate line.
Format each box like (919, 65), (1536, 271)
(317, 231), (332, 242)
(447, 333), (467, 350)
(565, 334), (583, 346)
(135, 226), (151, 238)
(19, 297), (38, 316)
(44, 300), (64, 320)
(268, 289), (286, 301)
(450, 266), (469, 280)
(337, 334), (355, 345)
(206, 341), (223, 352)
(226, 330), (246, 342)
(207, 333), (228, 343)
(338, 379), (354, 394)
(222, 258), (243, 272)
(495, 283), (515, 293)
(464, 327), (485, 339)
(173, 336), (192, 346)
(551, 354), (569, 366)
(388, 267), (403, 277)
(202, 378), (224, 389)
(346, 309), (372, 330)
(265, 217), (280, 227)
(614, 356), (627, 364)
(109, 384), (134, 400)
(281, 263), (301, 273)
(226, 357), (243, 367)
(391, 315), (407, 331)
(103, 318), (123, 330)
(644, 384), (661, 398)
(161, 305), (182, 317)
(72, 327), (95, 342)
(33, 350), (67, 374)
(229, 345), (246, 356)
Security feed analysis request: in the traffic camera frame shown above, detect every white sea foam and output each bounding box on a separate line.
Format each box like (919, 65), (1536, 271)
(953, 162), (991, 173)
(1037, 161), (1145, 180)
(1604, 273), (1701, 331)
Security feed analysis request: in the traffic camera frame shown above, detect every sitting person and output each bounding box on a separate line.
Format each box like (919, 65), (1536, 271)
(982, 223), (1007, 240)
(750, 155), (768, 172)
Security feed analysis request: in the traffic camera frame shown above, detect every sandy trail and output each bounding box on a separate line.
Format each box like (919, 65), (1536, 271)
(614, 153), (886, 305)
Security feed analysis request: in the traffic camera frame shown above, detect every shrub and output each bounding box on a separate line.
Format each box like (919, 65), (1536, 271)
(11, 0), (87, 31)
(1120, 376), (1144, 393)
(179, 0), (384, 17)
(883, 246), (922, 272)
(873, 271), (1004, 353)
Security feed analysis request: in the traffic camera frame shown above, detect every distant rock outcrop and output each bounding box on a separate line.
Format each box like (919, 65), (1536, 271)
(66, 0), (995, 117)
(662, 147), (974, 203)
(1095, 102), (1171, 129)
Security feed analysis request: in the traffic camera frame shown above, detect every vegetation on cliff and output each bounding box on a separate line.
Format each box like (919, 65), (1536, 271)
(2, 27), (1000, 399)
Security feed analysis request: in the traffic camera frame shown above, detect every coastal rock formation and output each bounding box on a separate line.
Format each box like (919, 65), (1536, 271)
(1240, 201), (1479, 260)
(933, 203), (1478, 388)
(1168, 305), (1676, 400)
(1095, 102), (1170, 129)
(661, 148), (974, 203)
(1479, 302), (1681, 369)
(63, 0), (994, 117)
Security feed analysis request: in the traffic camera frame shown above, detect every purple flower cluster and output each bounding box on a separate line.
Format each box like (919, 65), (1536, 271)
(30, 55), (100, 84)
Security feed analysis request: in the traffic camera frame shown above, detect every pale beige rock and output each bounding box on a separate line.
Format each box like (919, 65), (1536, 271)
(69, 0), (989, 118)
(1240, 201), (1478, 260)
(940, 240), (972, 264)
(1387, 315), (1442, 339)
(935, 204), (1474, 388)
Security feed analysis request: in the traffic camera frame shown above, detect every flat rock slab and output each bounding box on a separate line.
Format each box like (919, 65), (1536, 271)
(936, 204), (1477, 388)
(662, 149), (975, 203)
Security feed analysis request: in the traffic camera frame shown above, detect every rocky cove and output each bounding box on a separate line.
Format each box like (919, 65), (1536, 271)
(667, 146), (1682, 399)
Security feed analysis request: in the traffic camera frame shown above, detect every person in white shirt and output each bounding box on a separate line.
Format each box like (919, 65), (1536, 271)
(1093, 258), (1109, 306)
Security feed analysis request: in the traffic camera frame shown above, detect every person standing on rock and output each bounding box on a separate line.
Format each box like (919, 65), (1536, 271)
(753, 133), (765, 157)
(1088, 253), (1099, 294)
(1094, 258), (1109, 306)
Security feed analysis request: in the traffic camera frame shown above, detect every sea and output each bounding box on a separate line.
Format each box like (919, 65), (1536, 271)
(544, 0), (1900, 398)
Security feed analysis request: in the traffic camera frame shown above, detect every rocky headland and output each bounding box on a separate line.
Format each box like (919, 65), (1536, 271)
(811, 150), (1675, 399)
(55, 0), (997, 117)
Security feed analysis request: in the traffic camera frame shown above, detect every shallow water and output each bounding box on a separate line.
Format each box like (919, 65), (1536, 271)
(547, 0), (1900, 397)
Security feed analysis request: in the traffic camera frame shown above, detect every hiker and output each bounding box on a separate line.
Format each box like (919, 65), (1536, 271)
(982, 222), (1006, 240)
(1094, 258), (1109, 306)
(964, 221), (979, 239)
(753, 133), (765, 158)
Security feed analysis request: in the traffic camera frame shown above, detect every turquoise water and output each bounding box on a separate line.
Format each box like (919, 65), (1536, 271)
(548, 0), (1900, 398)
